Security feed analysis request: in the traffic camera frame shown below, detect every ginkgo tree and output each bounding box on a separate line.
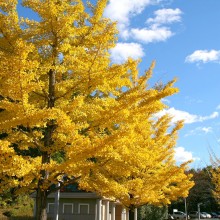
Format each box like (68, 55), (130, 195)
(0, 0), (194, 220)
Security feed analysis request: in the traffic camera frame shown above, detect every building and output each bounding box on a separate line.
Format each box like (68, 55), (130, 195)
(33, 184), (137, 220)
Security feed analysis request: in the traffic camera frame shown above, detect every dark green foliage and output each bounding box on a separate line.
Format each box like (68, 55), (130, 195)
(187, 167), (219, 212)
(51, 151), (66, 163)
(169, 166), (220, 214)
(138, 204), (168, 220)
(0, 194), (34, 218)
(0, 189), (17, 207)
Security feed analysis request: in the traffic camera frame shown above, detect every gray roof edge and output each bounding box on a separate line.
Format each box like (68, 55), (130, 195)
(48, 192), (102, 199)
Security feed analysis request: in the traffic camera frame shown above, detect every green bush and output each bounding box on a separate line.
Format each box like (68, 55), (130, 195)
(138, 204), (168, 220)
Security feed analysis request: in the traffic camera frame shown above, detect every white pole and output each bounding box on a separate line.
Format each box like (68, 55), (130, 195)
(198, 203), (202, 220)
(97, 199), (102, 220)
(126, 209), (129, 220)
(111, 203), (116, 220)
(134, 208), (137, 220)
(54, 183), (60, 220)
(121, 208), (126, 220)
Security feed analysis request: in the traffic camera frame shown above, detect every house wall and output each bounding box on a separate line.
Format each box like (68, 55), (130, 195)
(47, 198), (97, 220)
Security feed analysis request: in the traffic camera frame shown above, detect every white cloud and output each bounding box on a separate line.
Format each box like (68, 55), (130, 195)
(174, 147), (196, 163)
(201, 112), (219, 121)
(155, 107), (219, 124)
(110, 42), (145, 63)
(185, 50), (220, 63)
(104, 1), (182, 42)
(104, 0), (155, 25)
(161, 98), (170, 104)
(185, 126), (213, 137)
(130, 27), (173, 43)
(201, 127), (213, 133)
(217, 105), (220, 110)
(104, 0), (155, 38)
(184, 96), (203, 104)
(146, 8), (182, 26)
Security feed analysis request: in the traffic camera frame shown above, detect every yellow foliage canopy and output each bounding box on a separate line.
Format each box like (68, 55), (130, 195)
(0, 0), (193, 212)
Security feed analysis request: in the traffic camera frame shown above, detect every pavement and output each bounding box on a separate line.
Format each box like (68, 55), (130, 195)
(171, 218), (219, 220)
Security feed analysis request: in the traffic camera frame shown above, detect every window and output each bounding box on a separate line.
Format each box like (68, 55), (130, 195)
(47, 203), (55, 214)
(63, 203), (74, 214)
(78, 203), (89, 214)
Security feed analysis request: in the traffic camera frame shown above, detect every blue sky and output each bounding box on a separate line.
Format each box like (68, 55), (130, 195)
(104, 0), (220, 168)
(17, 0), (220, 168)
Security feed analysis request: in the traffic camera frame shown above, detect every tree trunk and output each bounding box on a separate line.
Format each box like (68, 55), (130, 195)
(35, 152), (51, 220)
(129, 210), (134, 220)
(128, 194), (136, 220)
(35, 50), (57, 220)
(35, 187), (48, 220)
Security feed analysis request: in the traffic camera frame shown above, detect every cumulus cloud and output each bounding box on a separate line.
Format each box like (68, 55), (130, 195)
(146, 8), (182, 27)
(185, 50), (220, 63)
(104, 0), (182, 43)
(130, 27), (173, 43)
(104, 0), (153, 23)
(174, 147), (197, 163)
(155, 107), (219, 124)
(110, 42), (145, 63)
(104, 0), (155, 37)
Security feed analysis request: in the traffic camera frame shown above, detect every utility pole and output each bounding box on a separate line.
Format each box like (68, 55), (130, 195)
(184, 198), (188, 220)
(197, 203), (202, 220)
(54, 183), (60, 220)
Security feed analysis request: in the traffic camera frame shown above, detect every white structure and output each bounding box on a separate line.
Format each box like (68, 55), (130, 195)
(34, 191), (138, 220)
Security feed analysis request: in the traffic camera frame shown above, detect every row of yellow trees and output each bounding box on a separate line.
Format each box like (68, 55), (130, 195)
(0, 1), (195, 220)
